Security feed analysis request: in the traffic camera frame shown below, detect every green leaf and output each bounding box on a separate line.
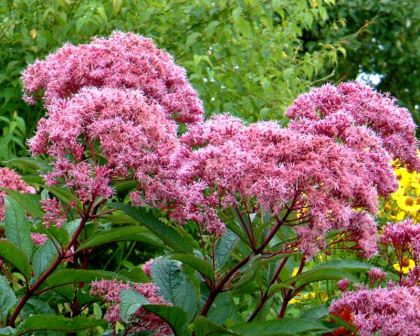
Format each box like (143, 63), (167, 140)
(313, 260), (374, 272)
(144, 304), (189, 336)
(77, 225), (164, 251)
(0, 240), (31, 280)
(119, 289), (149, 322)
(151, 258), (198, 319)
(46, 269), (127, 288)
(215, 229), (238, 268)
(2, 157), (48, 171)
(32, 239), (58, 279)
(111, 203), (195, 253)
(16, 315), (106, 335)
(170, 253), (215, 281)
(193, 316), (236, 336)
(0, 275), (17, 323)
(231, 318), (330, 335)
(1, 188), (42, 218)
(4, 196), (33, 259)
(285, 268), (358, 287)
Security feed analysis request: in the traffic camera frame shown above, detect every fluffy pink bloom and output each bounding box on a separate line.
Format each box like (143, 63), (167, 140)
(330, 285), (420, 336)
(90, 280), (172, 335)
(22, 32), (203, 123)
(142, 259), (155, 277)
(367, 268), (387, 286)
(380, 220), (420, 260)
(41, 198), (65, 228)
(0, 167), (36, 221)
(31, 233), (48, 246)
(286, 82), (420, 170)
(337, 278), (351, 292)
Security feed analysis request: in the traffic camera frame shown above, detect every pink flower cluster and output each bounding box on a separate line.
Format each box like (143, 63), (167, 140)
(31, 233), (48, 246)
(90, 280), (172, 336)
(380, 219), (420, 261)
(41, 198), (65, 228)
(286, 82), (420, 170)
(0, 167), (35, 221)
(23, 32), (203, 203)
(330, 285), (420, 336)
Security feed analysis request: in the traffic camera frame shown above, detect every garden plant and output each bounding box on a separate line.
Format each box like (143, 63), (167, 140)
(0, 30), (419, 336)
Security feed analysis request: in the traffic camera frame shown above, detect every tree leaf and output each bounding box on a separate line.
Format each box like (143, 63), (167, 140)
(111, 203), (195, 253)
(151, 258), (198, 319)
(285, 268), (358, 287)
(193, 316), (236, 336)
(119, 289), (149, 322)
(0, 275), (17, 323)
(46, 269), (127, 288)
(144, 304), (189, 336)
(215, 229), (238, 268)
(231, 318), (330, 335)
(0, 240), (31, 280)
(77, 225), (164, 251)
(170, 253), (215, 281)
(4, 196), (33, 259)
(1, 188), (42, 218)
(16, 315), (106, 335)
(31, 239), (58, 279)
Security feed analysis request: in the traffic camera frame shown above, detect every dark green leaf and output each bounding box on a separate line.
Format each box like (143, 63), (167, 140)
(285, 268), (358, 287)
(120, 289), (149, 322)
(32, 239), (58, 279)
(193, 316), (236, 336)
(215, 229), (238, 268)
(151, 258), (198, 319)
(46, 269), (127, 288)
(170, 253), (215, 281)
(77, 225), (164, 251)
(1, 188), (42, 218)
(0, 327), (15, 336)
(4, 196), (33, 259)
(0, 240), (31, 280)
(144, 304), (189, 336)
(16, 315), (106, 335)
(111, 203), (195, 253)
(313, 260), (374, 273)
(231, 318), (330, 335)
(0, 275), (17, 323)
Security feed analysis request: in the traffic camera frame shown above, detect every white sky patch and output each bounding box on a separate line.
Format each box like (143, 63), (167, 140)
(356, 72), (383, 86)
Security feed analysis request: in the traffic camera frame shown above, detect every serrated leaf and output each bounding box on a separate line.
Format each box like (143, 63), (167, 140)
(46, 269), (127, 288)
(215, 229), (238, 268)
(170, 253), (215, 281)
(4, 196), (33, 259)
(151, 258), (198, 319)
(231, 318), (330, 335)
(0, 275), (17, 323)
(16, 315), (106, 335)
(0, 240), (31, 280)
(144, 304), (189, 336)
(77, 225), (163, 251)
(111, 203), (195, 253)
(120, 289), (149, 322)
(32, 239), (58, 279)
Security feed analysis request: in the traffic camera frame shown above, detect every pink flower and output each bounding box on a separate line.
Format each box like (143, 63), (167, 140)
(41, 198), (65, 228)
(142, 258), (155, 277)
(367, 268), (387, 286)
(0, 167), (35, 221)
(337, 278), (351, 292)
(31, 233), (48, 246)
(330, 285), (420, 336)
(381, 220), (420, 260)
(90, 280), (172, 335)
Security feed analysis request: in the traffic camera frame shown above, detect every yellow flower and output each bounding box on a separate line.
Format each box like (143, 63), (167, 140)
(395, 195), (420, 214)
(393, 259), (416, 274)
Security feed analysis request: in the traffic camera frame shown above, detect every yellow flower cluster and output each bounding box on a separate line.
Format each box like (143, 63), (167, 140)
(379, 161), (419, 222)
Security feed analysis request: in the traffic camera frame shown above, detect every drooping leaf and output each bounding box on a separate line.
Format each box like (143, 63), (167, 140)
(46, 269), (127, 288)
(77, 225), (164, 251)
(4, 196), (33, 259)
(170, 253), (215, 281)
(313, 260), (374, 273)
(119, 289), (149, 322)
(151, 258), (198, 319)
(285, 268), (358, 287)
(0, 240), (31, 280)
(193, 316), (236, 336)
(111, 203), (195, 253)
(144, 304), (189, 336)
(231, 318), (330, 335)
(16, 315), (106, 335)
(1, 188), (42, 218)
(31, 239), (58, 279)
(215, 229), (238, 268)
(0, 275), (17, 323)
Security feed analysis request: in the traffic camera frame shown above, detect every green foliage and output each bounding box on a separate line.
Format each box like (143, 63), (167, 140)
(0, 276), (17, 324)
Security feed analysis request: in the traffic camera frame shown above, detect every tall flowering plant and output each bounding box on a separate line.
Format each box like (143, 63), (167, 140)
(0, 32), (418, 336)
